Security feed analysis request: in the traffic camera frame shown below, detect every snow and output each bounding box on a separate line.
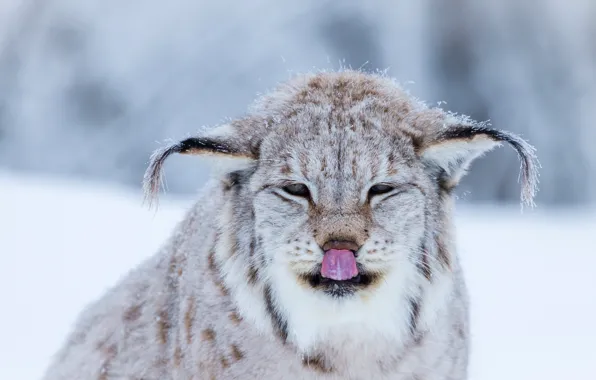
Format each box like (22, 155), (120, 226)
(0, 170), (594, 379)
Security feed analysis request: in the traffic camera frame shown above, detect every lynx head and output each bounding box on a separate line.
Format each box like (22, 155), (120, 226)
(144, 71), (538, 348)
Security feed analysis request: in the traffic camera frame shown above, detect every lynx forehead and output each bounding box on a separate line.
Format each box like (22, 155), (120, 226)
(43, 70), (539, 380)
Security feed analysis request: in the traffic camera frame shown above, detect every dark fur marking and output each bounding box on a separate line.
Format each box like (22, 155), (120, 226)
(409, 298), (421, 338)
(421, 157), (443, 182)
(123, 304), (142, 322)
(229, 311), (243, 325)
(436, 236), (451, 270)
(201, 328), (216, 342)
(308, 77), (323, 89)
(417, 210), (433, 282)
(174, 346), (182, 367)
(228, 165), (259, 193)
(246, 237), (259, 285)
(349, 115), (357, 131)
(207, 235), (230, 294)
(264, 285), (288, 343)
(98, 343), (117, 380)
(336, 139), (342, 175)
(411, 135), (423, 154)
(220, 356), (230, 369)
(184, 297), (196, 344)
(299, 151), (309, 176)
(248, 237), (256, 257)
(208, 251), (217, 273)
(168, 253), (180, 278)
(387, 151), (396, 165)
(231, 344), (245, 361)
(280, 164), (291, 175)
(157, 310), (170, 345)
(228, 230), (239, 259)
(302, 354), (333, 373)
(223, 170), (248, 191)
(207, 251), (223, 292)
(320, 156), (327, 172)
(456, 324), (466, 339)
(438, 180), (455, 195)
(418, 246), (432, 281)
(249, 136), (263, 159)
(435, 167), (456, 195)
(247, 263), (259, 285)
(214, 279), (230, 297)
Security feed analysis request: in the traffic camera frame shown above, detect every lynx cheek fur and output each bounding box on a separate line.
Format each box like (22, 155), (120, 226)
(42, 71), (538, 380)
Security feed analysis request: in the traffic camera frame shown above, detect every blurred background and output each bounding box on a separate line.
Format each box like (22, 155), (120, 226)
(0, 1), (595, 380)
(1, 0), (595, 205)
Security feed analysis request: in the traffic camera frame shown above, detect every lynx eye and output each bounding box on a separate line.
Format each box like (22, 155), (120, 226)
(282, 183), (310, 198)
(368, 184), (395, 197)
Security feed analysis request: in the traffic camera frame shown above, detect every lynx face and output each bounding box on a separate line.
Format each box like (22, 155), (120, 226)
(250, 124), (430, 299)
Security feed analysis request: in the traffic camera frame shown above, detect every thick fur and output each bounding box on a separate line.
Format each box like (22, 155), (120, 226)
(42, 70), (538, 380)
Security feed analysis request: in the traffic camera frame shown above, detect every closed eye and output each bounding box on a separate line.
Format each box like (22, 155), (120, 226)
(368, 184), (394, 197)
(367, 183), (421, 203)
(282, 183), (311, 198)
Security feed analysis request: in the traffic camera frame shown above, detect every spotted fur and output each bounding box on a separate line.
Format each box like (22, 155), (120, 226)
(42, 70), (538, 380)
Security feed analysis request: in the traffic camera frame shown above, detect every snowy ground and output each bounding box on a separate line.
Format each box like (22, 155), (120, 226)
(1, 170), (595, 379)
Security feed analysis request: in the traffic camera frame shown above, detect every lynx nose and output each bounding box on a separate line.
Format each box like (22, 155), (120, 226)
(321, 240), (360, 253)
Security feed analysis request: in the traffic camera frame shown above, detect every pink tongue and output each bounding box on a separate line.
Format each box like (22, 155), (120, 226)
(321, 249), (358, 281)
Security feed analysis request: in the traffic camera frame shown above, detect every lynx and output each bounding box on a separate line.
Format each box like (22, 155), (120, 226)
(42, 70), (538, 380)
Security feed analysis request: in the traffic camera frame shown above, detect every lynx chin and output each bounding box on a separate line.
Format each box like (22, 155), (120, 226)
(43, 70), (539, 380)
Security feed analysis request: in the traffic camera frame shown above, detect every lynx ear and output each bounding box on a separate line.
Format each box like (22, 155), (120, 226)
(143, 126), (256, 207)
(420, 124), (539, 207)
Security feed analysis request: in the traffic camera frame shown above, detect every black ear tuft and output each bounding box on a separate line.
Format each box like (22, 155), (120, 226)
(421, 124), (540, 208)
(142, 136), (254, 208)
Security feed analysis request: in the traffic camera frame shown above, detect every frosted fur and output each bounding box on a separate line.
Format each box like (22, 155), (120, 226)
(42, 70), (538, 380)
